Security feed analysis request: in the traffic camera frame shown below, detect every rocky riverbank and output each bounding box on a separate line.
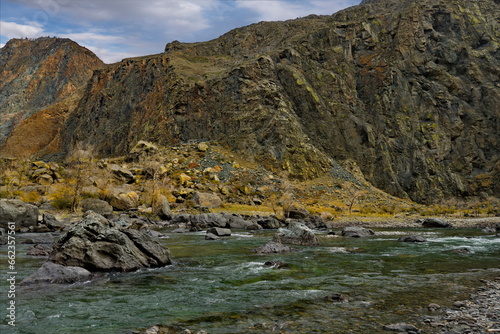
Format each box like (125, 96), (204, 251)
(422, 275), (500, 333)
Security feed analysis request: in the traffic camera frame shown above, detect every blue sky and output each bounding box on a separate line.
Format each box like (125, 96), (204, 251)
(0, 0), (361, 63)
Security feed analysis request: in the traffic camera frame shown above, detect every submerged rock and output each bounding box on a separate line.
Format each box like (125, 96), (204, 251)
(382, 322), (420, 333)
(20, 262), (92, 286)
(49, 211), (172, 272)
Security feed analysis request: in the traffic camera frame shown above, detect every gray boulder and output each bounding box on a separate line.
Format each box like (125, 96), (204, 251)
(341, 227), (375, 238)
(108, 164), (136, 183)
(419, 218), (452, 228)
(80, 198), (113, 216)
(399, 235), (427, 242)
(206, 227), (232, 237)
(0, 199), (39, 229)
(49, 211), (172, 272)
(254, 241), (295, 254)
(20, 262), (92, 286)
(205, 232), (220, 240)
(155, 195), (172, 220)
(27, 244), (53, 256)
(273, 221), (319, 246)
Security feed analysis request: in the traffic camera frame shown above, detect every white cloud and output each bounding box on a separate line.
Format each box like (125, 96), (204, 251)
(0, 21), (45, 39)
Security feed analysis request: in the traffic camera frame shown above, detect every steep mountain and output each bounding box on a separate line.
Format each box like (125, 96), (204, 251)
(32, 0), (500, 203)
(0, 37), (104, 155)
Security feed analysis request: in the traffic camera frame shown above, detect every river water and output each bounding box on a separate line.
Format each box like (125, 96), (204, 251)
(1, 227), (499, 333)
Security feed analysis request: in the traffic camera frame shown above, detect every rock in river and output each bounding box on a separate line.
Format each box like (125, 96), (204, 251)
(341, 226), (375, 238)
(273, 221), (319, 246)
(20, 262), (92, 286)
(49, 211), (172, 272)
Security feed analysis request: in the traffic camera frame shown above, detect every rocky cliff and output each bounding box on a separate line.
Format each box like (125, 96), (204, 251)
(6, 0), (500, 203)
(0, 37), (103, 156)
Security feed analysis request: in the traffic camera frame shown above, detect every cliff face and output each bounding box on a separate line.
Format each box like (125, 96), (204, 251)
(0, 37), (103, 155)
(62, 0), (500, 202)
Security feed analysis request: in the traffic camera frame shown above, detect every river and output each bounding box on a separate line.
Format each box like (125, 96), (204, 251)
(1, 227), (499, 333)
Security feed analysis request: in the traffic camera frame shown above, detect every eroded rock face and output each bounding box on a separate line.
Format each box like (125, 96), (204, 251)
(49, 211), (172, 272)
(61, 0), (499, 203)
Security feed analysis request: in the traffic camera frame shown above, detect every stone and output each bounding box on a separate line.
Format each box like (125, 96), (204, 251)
(155, 195), (172, 220)
(81, 198), (114, 216)
(108, 164), (136, 183)
(205, 232), (220, 240)
(419, 218), (452, 228)
(41, 212), (65, 231)
(254, 241), (295, 254)
(273, 221), (319, 246)
(49, 211), (172, 272)
(255, 216), (283, 229)
(197, 142), (209, 152)
(382, 323), (420, 333)
(27, 244), (53, 256)
(0, 199), (39, 229)
(128, 140), (159, 160)
(21, 233), (55, 244)
(192, 191), (222, 209)
(325, 293), (349, 303)
(341, 226), (375, 238)
(428, 303), (441, 311)
(399, 235), (427, 242)
(108, 188), (139, 211)
(179, 173), (191, 185)
(284, 203), (310, 219)
(206, 227), (232, 237)
(264, 261), (288, 269)
(20, 262), (92, 286)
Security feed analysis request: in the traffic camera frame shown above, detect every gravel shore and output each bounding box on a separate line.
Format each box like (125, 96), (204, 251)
(423, 275), (500, 333)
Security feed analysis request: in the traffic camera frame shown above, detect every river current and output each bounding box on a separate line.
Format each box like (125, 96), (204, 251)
(1, 227), (499, 333)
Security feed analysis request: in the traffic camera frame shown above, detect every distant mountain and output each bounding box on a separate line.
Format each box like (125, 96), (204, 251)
(2, 0), (499, 204)
(0, 37), (103, 156)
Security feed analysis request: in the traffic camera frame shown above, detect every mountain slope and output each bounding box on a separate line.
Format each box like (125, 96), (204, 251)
(0, 37), (104, 153)
(53, 0), (500, 202)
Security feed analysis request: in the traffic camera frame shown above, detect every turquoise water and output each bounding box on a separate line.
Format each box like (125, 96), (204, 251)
(1, 228), (499, 333)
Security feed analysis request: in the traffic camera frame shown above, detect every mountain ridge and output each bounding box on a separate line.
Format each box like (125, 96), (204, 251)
(1, 0), (499, 204)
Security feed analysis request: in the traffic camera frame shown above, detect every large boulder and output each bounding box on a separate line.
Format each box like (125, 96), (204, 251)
(399, 235), (427, 243)
(80, 198), (114, 216)
(108, 164), (136, 183)
(20, 262), (92, 286)
(154, 195), (172, 220)
(273, 221), (319, 246)
(49, 211), (172, 272)
(284, 203), (310, 219)
(0, 199), (39, 229)
(419, 218), (453, 228)
(192, 192), (222, 209)
(206, 227), (232, 237)
(107, 185), (139, 211)
(341, 227), (375, 238)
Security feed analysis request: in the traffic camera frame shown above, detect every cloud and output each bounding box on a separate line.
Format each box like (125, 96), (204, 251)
(0, 21), (45, 39)
(235, 0), (359, 22)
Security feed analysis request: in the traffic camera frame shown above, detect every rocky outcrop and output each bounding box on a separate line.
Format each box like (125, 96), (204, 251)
(49, 211), (172, 272)
(0, 199), (39, 229)
(0, 37), (103, 157)
(60, 0), (499, 203)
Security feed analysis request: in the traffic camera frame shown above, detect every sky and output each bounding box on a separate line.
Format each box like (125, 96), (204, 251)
(0, 0), (361, 63)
